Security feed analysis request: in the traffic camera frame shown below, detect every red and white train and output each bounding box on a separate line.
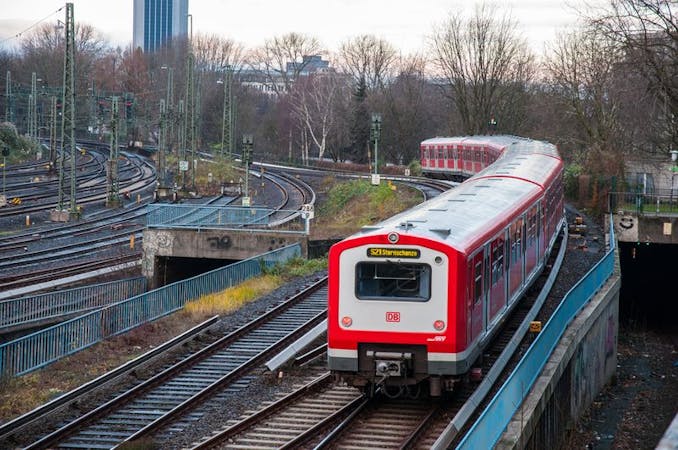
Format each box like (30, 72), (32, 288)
(327, 135), (565, 397)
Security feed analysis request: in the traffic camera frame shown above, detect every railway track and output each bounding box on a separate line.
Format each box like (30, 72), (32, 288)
(0, 148), (158, 296)
(0, 149), (155, 219)
(177, 228), (569, 449)
(22, 278), (329, 450)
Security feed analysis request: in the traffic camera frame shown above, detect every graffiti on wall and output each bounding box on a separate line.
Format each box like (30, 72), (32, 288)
(207, 236), (232, 250)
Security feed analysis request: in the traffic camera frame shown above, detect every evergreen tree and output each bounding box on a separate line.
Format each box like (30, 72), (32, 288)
(349, 75), (370, 164)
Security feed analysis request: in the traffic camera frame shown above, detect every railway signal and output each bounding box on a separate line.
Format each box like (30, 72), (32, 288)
(370, 113), (382, 185)
(242, 134), (253, 207)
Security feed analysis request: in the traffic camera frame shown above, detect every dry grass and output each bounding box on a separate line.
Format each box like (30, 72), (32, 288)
(183, 274), (281, 318)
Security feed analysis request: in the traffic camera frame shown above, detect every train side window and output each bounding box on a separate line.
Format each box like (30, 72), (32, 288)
(527, 208), (537, 247)
(355, 262), (431, 302)
(511, 222), (522, 264)
(474, 259), (482, 304)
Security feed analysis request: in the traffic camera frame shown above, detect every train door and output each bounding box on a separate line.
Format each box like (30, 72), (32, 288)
(525, 205), (538, 276)
(488, 235), (507, 322)
(483, 244), (490, 331)
(508, 217), (524, 301)
(535, 200), (544, 261)
(467, 251), (484, 342)
(453, 147), (459, 170)
(521, 215), (527, 283)
(539, 198), (547, 256)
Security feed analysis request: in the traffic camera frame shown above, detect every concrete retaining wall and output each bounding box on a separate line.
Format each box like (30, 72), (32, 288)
(497, 271), (621, 449)
(142, 228), (308, 288)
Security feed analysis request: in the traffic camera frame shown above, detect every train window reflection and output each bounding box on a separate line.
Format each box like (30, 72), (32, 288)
(355, 262), (431, 301)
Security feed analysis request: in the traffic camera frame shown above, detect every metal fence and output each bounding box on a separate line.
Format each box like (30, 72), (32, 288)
(609, 190), (678, 215)
(0, 278), (146, 332)
(457, 215), (617, 449)
(0, 244), (301, 377)
(147, 204), (281, 227)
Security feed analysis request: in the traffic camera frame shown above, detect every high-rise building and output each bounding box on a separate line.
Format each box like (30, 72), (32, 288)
(133, 0), (188, 52)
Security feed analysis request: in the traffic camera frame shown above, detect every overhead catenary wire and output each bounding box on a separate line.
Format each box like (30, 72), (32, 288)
(0, 6), (66, 46)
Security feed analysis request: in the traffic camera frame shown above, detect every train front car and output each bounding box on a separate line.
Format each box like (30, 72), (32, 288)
(327, 135), (564, 398)
(327, 227), (462, 397)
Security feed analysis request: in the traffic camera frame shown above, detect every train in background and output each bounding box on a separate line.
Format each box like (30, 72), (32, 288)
(420, 135), (504, 181)
(327, 135), (565, 397)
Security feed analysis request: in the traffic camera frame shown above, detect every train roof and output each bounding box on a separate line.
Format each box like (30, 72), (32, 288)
(349, 136), (562, 254)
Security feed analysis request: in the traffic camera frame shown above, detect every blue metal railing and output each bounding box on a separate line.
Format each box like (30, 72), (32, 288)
(146, 204), (276, 229)
(0, 244), (301, 377)
(0, 278), (146, 331)
(457, 215), (616, 449)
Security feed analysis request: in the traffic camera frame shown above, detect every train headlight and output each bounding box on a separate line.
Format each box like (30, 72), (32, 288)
(341, 316), (353, 327)
(433, 320), (445, 331)
(387, 232), (399, 244)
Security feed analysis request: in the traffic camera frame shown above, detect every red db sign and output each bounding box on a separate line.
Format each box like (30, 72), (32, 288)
(386, 312), (401, 322)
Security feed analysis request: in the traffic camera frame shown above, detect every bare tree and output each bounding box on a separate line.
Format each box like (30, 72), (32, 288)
(430, 3), (535, 135)
(250, 33), (324, 96)
(338, 35), (398, 92)
(289, 71), (345, 162)
(18, 22), (109, 89)
(381, 54), (445, 165)
(118, 45), (151, 141)
(544, 28), (627, 176)
(192, 33), (246, 72)
(589, 0), (678, 150)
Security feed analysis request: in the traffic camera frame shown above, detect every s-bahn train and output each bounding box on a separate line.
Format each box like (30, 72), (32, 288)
(327, 135), (565, 397)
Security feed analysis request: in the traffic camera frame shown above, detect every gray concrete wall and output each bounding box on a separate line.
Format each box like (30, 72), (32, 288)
(613, 213), (678, 244)
(142, 228), (308, 288)
(497, 265), (621, 449)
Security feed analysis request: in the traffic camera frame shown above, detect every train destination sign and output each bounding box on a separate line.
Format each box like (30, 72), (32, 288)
(367, 247), (420, 258)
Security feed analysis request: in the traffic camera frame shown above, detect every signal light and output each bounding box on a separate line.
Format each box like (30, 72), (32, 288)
(341, 316), (353, 327)
(433, 320), (445, 331)
(387, 232), (399, 244)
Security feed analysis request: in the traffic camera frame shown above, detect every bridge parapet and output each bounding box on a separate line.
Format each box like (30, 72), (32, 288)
(143, 204), (310, 289)
(608, 191), (678, 244)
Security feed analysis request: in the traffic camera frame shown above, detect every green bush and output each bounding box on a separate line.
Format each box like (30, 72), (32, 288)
(408, 160), (422, 176)
(564, 163), (583, 200)
(264, 257), (327, 277)
(319, 180), (372, 215)
(0, 122), (40, 163)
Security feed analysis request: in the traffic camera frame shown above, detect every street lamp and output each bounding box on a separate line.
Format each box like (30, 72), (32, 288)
(242, 134), (253, 206)
(370, 113), (382, 185)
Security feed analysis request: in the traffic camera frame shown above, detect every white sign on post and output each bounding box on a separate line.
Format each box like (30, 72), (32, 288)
(179, 160), (189, 171)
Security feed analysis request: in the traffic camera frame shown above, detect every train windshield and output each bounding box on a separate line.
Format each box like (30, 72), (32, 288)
(355, 261), (431, 301)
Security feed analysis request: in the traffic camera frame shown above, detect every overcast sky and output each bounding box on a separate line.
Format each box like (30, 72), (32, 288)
(0, 0), (597, 55)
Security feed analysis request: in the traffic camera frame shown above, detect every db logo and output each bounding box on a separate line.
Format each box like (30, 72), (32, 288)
(386, 312), (401, 322)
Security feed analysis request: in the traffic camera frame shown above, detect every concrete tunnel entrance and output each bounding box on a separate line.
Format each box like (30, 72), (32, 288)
(154, 256), (239, 287)
(618, 241), (678, 330)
